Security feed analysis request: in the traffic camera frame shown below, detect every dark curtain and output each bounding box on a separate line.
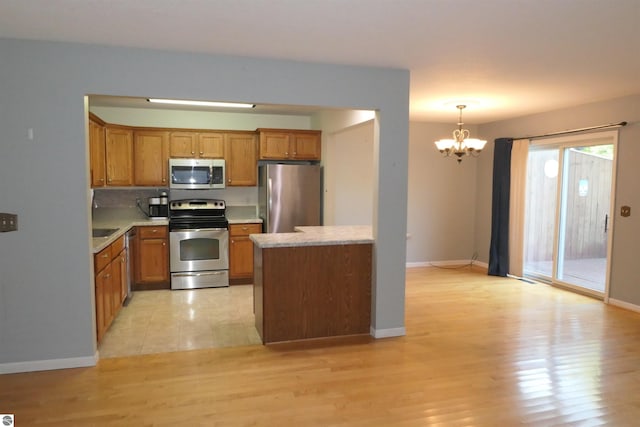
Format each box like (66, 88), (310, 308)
(488, 138), (513, 277)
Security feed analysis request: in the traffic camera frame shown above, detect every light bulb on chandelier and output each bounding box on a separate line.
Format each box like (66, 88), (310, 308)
(434, 105), (487, 163)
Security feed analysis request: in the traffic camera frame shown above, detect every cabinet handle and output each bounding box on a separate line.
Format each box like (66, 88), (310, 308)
(101, 254), (109, 258)
(99, 178), (104, 183)
(152, 229), (157, 233)
(242, 227), (248, 231)
(104, 274), (111, 279)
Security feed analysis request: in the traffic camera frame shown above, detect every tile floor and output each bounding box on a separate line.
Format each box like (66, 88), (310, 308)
(98, 285), (262, 358)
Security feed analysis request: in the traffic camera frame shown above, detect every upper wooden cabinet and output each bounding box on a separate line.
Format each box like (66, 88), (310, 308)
(105, 126), (134, 186)
(133, 130), (169, 186)
(258, 129), (321, 160)
(225, 132), (258, 186)
(89, 117), (106, 187)
(169, 131), (225, 159)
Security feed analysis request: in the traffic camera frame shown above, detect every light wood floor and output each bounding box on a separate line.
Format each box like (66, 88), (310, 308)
(4, 267), (640, 426)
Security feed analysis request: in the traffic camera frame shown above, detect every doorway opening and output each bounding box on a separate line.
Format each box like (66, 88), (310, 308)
(523, 131), (617, 297)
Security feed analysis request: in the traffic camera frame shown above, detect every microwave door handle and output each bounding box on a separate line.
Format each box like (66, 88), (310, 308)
(209, 165), (214, 187)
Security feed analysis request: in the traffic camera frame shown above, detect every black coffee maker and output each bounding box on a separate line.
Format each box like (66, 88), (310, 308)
(148, 191), (168, 218)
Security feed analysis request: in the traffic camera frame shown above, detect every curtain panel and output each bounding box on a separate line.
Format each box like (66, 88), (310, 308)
(488, 138), (513, 276)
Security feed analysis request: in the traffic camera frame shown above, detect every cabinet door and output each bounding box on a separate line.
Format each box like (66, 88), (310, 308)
(89, 120), (106, 187)
(110, 257), (122, 319)
(134, 130), (169, 186)
(259, 131), (290, 159)
(198, 132), (225, 158)
(117, 249), (128, 305)
(137, 228), (169, 283)
(101, 263), (115, 335)
(95, 268), (107, 342)
(226, 132), (258, 186)
(291, 132), (321, 160)
(169, 132), (197, 157)
(105, 127), (134, 186)
(229, 223), (262, 280)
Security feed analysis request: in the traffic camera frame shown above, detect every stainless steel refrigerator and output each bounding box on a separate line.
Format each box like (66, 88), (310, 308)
(258, 163), (321, 233)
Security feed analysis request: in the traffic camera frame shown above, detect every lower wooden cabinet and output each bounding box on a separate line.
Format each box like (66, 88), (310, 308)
(135, 225), (169, 288)
(94, 236), (126, 343)
(229, 223), (262, 282)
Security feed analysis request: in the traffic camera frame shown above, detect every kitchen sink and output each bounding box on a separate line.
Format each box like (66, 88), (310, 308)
(92, 228), (119, 238)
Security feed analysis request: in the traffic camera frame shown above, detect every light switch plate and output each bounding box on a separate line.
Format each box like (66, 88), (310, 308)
(0, 213), (18, 232)
(621, 206), (631, 217)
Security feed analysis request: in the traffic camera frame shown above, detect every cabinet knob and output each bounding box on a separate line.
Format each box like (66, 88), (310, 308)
(200, 151), (204, 155)
(107, 178), (112, 183)
(231, 239), (235, 243)
(99, 178), (104, 183)
(285, 152), (289, 156)
(228, 179), (231, 183)
(101, 254), (109, 258)
(242, 227), (248, 231)
(152, 229), (157, 233)
(191, 151), (195, 155)
(162, 242), (166, 246)
(162, 178), (166, 183)
(104, 274), (111, 279)
(293, 152), (297, 155)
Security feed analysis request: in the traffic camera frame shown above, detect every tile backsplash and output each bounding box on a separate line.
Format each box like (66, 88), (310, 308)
(93, 187), (258, 208)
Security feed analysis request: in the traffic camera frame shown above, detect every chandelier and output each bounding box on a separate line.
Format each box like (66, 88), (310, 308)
(434, 105), (487, 163)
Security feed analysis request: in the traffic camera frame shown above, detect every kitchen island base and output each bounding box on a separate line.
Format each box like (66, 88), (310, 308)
(253, 243), (372, 344)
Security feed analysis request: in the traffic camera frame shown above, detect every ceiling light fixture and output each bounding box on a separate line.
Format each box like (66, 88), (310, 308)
(147, 98), (255, 109)
(434, 104), (487, 163)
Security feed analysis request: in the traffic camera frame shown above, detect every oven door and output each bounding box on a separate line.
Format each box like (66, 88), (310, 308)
(170, 228), (229, 289)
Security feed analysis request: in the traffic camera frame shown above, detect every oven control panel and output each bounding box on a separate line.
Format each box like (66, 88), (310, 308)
(170, 199), (226, 210)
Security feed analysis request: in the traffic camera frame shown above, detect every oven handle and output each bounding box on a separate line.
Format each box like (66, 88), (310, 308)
(172, 271), (227, 278)
(170, 228), (228, 232)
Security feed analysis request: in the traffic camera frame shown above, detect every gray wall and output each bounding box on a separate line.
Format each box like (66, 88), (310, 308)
(407, 122), (480, 264)
(476, 94), (640, 304)
(0, 38), (409, 368)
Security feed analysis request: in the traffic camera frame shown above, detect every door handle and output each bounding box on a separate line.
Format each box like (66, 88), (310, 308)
(604, 214), (609, 233)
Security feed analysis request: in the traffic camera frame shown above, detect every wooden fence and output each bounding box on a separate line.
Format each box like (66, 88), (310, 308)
(525, 149), (612, 263)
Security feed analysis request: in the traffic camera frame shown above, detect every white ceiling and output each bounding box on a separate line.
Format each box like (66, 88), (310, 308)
(2, 0), (639, 124)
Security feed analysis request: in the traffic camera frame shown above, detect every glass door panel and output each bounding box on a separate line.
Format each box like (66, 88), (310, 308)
(556, 145), (613, 292)
(524, 148), (559, 279)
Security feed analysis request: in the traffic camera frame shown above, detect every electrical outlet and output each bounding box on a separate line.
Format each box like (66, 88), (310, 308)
(0, 213), (18, 232)
(621, 206), (631, 217)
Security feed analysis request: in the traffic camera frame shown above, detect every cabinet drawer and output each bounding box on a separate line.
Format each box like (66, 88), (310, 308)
(94, 246), (112, 272)
(110, 235), (125, 254)
(138, 226), (168, 238)
(229, 223), (262, 237)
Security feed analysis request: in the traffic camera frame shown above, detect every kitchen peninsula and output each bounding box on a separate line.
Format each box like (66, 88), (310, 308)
(250, 226), (373, 344)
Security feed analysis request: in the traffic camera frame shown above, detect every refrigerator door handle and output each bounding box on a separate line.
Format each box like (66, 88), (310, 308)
(268, 177), (273, 212)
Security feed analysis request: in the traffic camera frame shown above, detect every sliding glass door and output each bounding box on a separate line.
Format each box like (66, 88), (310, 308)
(524, 132), (617, 297)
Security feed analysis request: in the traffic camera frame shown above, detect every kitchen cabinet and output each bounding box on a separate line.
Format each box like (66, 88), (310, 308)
(229, 223), (262, 282)
(89, 115), (106, 187)
(133, 130), (169, 186)
(105, 126), (134, 186)
(135, 225), (169, 287)
(169, 131), (225, 159)
(94, 235), (126, 343)
(225, 132), (258, 186)
(258, 129), (321, 161)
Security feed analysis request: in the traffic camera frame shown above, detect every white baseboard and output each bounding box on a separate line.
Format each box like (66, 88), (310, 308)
(607, 298), (640, 313)
(0, 352), (97, 375)
(370, 326), (406, 338)
(406, 260), (488, 269)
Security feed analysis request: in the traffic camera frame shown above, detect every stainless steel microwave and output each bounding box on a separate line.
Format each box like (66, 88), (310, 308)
(169, 159), (225, 189)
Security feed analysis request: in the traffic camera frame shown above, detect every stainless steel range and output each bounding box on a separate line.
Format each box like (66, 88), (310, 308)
(169, 199), (229, 290)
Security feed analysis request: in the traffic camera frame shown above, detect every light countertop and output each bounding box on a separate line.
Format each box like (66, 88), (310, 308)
(250, 225), (373, 248)
(91, 208), (168, 253)
(92, 206), (262, 253)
